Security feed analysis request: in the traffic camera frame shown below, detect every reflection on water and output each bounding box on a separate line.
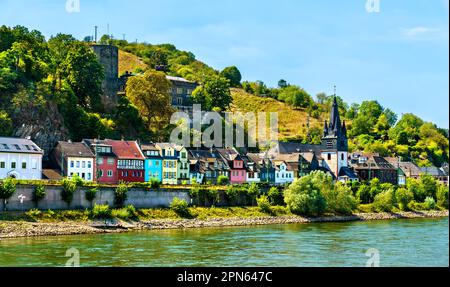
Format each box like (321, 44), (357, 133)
(0, 217), (448, 267)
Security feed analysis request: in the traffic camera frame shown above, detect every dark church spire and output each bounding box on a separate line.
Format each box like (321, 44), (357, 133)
(329, 88), (341, 132)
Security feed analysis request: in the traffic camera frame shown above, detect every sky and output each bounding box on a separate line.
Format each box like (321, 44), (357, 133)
(1, 0), (449, 128)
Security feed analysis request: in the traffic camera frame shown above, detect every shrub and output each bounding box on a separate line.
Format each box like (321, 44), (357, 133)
(268, 187), (284, 206)
(61, 178), (77, 207)
(111, 206), (138, 220)
(424, 197), (437, 210)
(420, 174), (438, 201)
(225, 186), (238, 205)
(437, 184), (449, 209)
(322, 184), (358, 215)
(356, 185), (371, 204)
(407, 178), (426, 202)
(372, 189), (396, 212)
(32, 183), (46, 206)
(91, 204), (112, 219)
(170, 197), (191, 218)
(207, 188), (219, 206)
(150, 178), (161, 189)
(85, 188), (98, 206)
(126, 205), (139, 219)
(25, 209), (42, 221)
(114, 182), (129, 207)
(0, 177), (17, 211)
(217, 175), (230, 186)
(396, 188), (414, 211)
(247, 183), (261, 206)
(257, 195), (273, 215)
(71, 174), (85, 187)
(189, 184), (201, 206)
(284, 171), (327, 216)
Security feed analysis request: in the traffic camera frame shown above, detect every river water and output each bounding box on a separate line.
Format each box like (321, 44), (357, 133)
(0, 217), (448, 267)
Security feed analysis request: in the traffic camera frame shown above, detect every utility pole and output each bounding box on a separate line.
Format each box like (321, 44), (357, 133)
(94, 26), (98, 43)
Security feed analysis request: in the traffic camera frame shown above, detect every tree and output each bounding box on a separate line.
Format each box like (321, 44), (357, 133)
(61, 178), (77, 208)
(63, 42), (104, 111)
(0, 110), (13, 136)
(436, 184), (449, 209)
(217, 175), (230, 185)
(277, 85), (312, 109)
(268, 187), (284, 206)
(278, 79), (288, 89)
(125, 70), (174, 141)
(32, 182), (46, 207)
(220, 66), (242, 87)
(372, 189), (396, 212)
(322, 183), (358, 215)
(0, 178), (17, 211)
(396, 188), (414, 211)
(85, 188), (98, 208)
(419, 174), (438, 201)
(114, 182), (129, 208)
(247, 183), (261, 206)
(192, 75), (231, 111)
(284, 171), (328, 216)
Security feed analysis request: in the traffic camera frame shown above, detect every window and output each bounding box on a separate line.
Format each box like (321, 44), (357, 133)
(22, 162), (27, 169)
(82, 161), (86, 168)
(81, 173), (85, 179)
(70, 161), (75, 168)
(98, 170), (104, 177)
(97, 158), (104, 165)
(0, 162), (5, 168)
(181, 152), (186, 159)
(341, 154), (345, 161)
(11, 162), (16, 169)
(107, 158), (114, 165)
(328, 154), (332, 161)
(156, 161), (160, 166)
(187, 89), (193, 95)
(87, 173), (91, 180)
(87, 161), (92, 168)
(177, 97), (183, 105)
(177, 88), (183, 94)
(76, 161), (80, 168)
(107, 170), (113, 177)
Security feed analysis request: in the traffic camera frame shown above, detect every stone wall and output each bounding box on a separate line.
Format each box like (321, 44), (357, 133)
(1, 185), (191, 211)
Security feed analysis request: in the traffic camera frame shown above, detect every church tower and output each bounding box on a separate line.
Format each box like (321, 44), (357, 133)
(321, 94), (348, 178)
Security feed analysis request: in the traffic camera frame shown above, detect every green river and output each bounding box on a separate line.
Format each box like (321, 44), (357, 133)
(0, 217), (448, 267)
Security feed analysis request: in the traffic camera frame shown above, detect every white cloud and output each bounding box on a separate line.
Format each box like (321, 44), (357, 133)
(401, 26), (448, 40)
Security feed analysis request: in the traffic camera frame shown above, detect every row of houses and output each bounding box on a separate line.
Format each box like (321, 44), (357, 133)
(1, 96), (448, 186)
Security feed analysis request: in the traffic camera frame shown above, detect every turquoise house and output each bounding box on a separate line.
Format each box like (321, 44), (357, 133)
(140, 144), (163, 183)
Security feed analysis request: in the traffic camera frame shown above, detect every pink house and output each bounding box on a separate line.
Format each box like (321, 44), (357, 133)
(216, 148), (247, 184)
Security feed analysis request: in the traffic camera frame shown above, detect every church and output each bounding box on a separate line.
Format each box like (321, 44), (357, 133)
(268, 96), (358, 182)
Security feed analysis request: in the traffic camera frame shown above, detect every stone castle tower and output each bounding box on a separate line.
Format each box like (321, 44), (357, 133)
(90, 44), (119, 111)
(321, 96), (349, 178)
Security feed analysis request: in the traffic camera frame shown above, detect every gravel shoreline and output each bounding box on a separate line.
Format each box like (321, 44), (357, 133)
(0, 210), (448, 239)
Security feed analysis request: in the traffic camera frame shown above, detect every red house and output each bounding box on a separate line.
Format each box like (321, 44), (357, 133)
(83, 139), (118, 184)
(105, 139), (145, 183)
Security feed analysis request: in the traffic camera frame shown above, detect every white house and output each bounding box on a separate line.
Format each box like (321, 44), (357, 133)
(0, 137), (43, 180)
(274, 161), (295, 185)
(52, 141), (95, 181)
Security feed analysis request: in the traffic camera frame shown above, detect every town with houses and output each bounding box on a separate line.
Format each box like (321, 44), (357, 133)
(1, 97), (448, 187)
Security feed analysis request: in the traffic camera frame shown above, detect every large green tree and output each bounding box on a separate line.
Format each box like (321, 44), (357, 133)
(220, 66), (242, 87)
(192, 75), (232, 111)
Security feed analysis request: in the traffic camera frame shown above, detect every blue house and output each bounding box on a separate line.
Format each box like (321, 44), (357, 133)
(140, 144), (163, 183)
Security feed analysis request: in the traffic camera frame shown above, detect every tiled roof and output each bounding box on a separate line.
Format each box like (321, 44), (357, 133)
(104, 140), (145, 160)
(0, 137), (43, 154)
(420, 166), (447, 177)
(58, 142), (94, 158)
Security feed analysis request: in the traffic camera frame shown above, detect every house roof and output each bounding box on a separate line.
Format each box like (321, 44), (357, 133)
(58, 141), (94, 158)
(420, 166), (447, 177)
(0, 137), (43, 154)
(140, 143), (159, 152)
(166, 75), (196, 84)
(384, 158), (422, 177)
(104, 140), (145, 160)
(42, 169), (63, 181)
(339, 167), (359, 179)
(82, 139), (116, 157)
(351, 153), (396, 170)
(270, 142), (323, 158)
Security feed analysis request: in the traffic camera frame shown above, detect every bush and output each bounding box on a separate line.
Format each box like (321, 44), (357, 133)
(217, 175), (230, 186)
(420, 174), (438, 200)
(437, 184), (449, 209)
(396, 188), (414, 211)
(71, 174), (85, 187)
(170, 197), (191, 218)
(322, 184), (358, 215)
(91, 204), (112, 219)
(284, 171), (327, 216)
(257, 195), (273, 215)
(356, 185), (371, 204)
(225, 186), (238, 205)
(61, 178), (77, 207)
(247, 183), (261, 206)
(372, 189), (396, 212)
(25, 209), (42, 221)
(85, 188), (98, 205)
(150, 178), (161, 189)
(114, 182), (129, 207)
(126, 205), (139, 219)
(424, 197), (437, 210)
(207, 188), (219, 206)
(0, 177), (17, 211)
(407, 178), (426, 202)
(111, 205), (138, 220)
(32, 183), (46, 206)
(268, 187), (284, 206)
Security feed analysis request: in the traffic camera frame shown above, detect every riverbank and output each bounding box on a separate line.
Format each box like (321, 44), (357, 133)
(0, 210), (447, 239)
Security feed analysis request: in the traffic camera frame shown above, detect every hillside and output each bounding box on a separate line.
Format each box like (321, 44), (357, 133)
(118, 50), (148, 75)
(230, 88), (325, 142)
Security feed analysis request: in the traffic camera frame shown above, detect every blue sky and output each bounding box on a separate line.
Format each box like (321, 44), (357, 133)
(1, 0), (449, 128)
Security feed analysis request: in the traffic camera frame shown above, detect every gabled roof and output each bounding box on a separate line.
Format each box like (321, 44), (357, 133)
(82, 139), (116, 157)
(0, 137), (43, 154)
(104, 140), (145, 160)
(384, 158), (422, 177)
(420, 166), (447, 177)
(57, 141), (94, 158)
(351, 153), (396, 170)
(338, 167), (359, 179)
